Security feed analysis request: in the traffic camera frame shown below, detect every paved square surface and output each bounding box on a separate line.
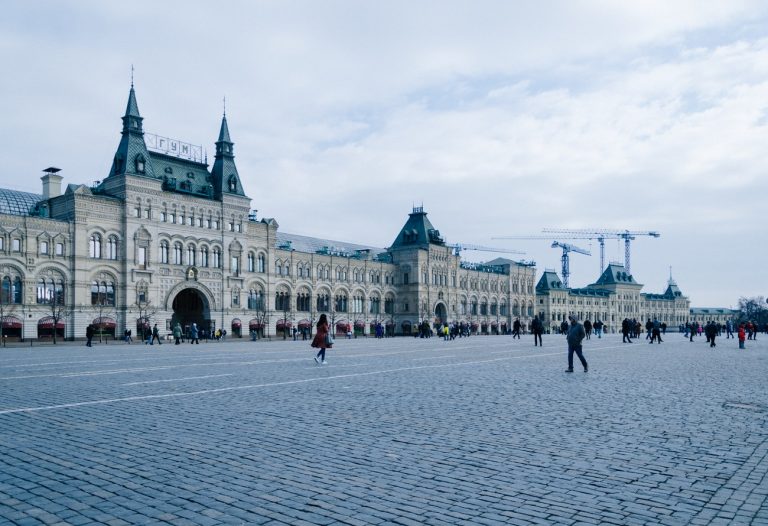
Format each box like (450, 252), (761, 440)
(1, 332), (767, 525)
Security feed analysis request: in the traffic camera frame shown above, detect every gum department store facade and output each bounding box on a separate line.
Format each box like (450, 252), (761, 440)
(0, 87), (720, 341)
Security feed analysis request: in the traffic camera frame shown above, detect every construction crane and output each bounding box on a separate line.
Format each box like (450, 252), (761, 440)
(542, 228), (660, 275)
(446, 243), (525, 257)
(551, 241), (590, 289)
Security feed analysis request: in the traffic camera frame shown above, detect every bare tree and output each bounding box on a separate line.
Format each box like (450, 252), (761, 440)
(93, 291), (117, 343)
(47, 299), (68, 345)
(134, 298), (157, 343)
(0, 300), (17, 347)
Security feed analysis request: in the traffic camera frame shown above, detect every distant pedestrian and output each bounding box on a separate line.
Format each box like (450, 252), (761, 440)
(512, 318), (521, 339)
(86, 324), (94, 347)
(705, 321), (717, 348)
(124, 329), (132, 343)
(531, 316), (543, 347)
(725, 320), (734, 339)
(173, 323), (182, 345)
(151, 324), (162, 345)
(311, 313), (332, 365)
(594, 319), (603, 338)
(190, 322), (200, 344)
(738, 324), (746, 349)
(583, 319), (592, 340)
(650, 319), (662, 344)
(622, 318), (632, 343)
(565, 315), (588, 373)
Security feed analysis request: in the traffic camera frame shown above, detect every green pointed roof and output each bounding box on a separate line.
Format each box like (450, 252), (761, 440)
(536, 270), (565, 292)
(108, 85), (155, 179)
(592, 263), (639, 286)
(663, 278), (684, 298)
(218, 114), (232, 143)
(210, 114), (245, 198)
(389, 207), (445, 250)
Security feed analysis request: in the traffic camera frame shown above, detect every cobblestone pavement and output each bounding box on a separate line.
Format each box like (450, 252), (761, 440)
(1, 332), (767, 525)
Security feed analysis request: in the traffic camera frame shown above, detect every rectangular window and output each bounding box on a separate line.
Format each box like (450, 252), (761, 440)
(207, 219), (212, 228)
(403, 272), (409, 285)
(134, 207), (141, 217)
(55, 242), (63, 255)
(231, 256), (239, 276)
(160, 212), (167, 222)
(213, 220), (219, 230)
(198, 218), (203, 227)
(40, 241), (48, 254)
(169, 214), (175, 224)
(144, 209), (150, 219)
(138, 246), (146, 268)
(235, 224), (241, 232)
(12, 239), (20, 252)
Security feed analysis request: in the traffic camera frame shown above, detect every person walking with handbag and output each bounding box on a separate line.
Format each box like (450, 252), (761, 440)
(311, 313), (333, 365)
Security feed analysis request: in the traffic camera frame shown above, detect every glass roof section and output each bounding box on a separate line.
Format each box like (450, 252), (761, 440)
(0, 189), (41, 216)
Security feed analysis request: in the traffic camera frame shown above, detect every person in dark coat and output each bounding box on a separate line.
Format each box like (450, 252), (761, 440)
(565, 315), (588, 373)
(622, 318), (632, 343)
(705, 321), (718, 348)
(512, 318), (521, 339)
(85, 324), (94, 347)
(531, 316), (543, 347)
(583, 319), (592, 340)
(311, 313), (332, 365)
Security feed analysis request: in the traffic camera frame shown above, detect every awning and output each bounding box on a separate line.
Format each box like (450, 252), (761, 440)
(38, 317), (65, 329)
(231, 319), (242, 328)
(1, 316), (22, 329)
(248, 319), (264, 329)
(93, 317), (116, 328)
(298, 319), (311, 329)
(276, 320), (293, 330)
(354, 320), (365, 328)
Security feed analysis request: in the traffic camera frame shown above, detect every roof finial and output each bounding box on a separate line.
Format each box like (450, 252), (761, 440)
(131, 64), (134, 88)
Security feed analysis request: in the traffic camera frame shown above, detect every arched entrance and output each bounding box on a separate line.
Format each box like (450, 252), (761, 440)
(172, 288), (211, 337)
(434, 302), (447, 325)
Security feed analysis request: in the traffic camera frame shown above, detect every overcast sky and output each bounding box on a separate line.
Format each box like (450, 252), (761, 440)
(1, 1), (766, 308)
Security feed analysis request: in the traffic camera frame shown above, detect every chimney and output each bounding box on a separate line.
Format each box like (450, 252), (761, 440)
(41, 167), (63, 199)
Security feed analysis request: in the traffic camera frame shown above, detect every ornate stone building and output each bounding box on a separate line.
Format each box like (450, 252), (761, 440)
(535, 263), (692, 332)
(0, 86), (538, 341)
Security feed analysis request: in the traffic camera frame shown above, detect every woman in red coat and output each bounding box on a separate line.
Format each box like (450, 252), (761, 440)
(311, 313), (333, 365)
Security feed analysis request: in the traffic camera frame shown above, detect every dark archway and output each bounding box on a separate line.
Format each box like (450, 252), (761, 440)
(434, 302), (447, 325)
(172, 288), (211, 336)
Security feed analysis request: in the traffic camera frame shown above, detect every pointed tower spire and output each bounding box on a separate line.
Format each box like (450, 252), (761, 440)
(211, 111), (244, 199)
(108, 83), (155, 179)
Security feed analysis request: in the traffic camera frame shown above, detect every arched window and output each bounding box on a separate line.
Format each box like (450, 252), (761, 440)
(200, 247), (209, 267)
(212, 248), (221, 268)
(275, 291), (291, 311)
(257, 254), (265, 273)
(248, 289), (264, 310)
(1, 276), (11, 303)
(187, 245), (196, 266)
(335, 294), (348, 313)
(160, 241), (169, 264)
(248, 253), (255, 272)
(228, 176), (237, 192)
(89, 234), (102, 258)
(107, 236), (118, 260)
(316, 293), (330, 312)
(297, 292), (311, 312)
(384, 296), (394, 315)
(369, 296), (381, 314)
(173, 243), (182, 265)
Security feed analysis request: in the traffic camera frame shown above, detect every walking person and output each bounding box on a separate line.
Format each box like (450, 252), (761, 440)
(594, 319), (603, 338)
(738, 324), (746, 349)
(190, 322), (200, 344)
(725, 320), (734, 339)
(650, 319), (662, 344)
(583, 319), (592, 340)
(311, 313), (332, 365)
(565, 315), (588, 373)
(86, 324), (94, 347)
(531, 316), (543, 347)
(622, 318), (632, 343)
(151, 323), (162, 345)
(124, 328), (132, 343)
(705, 321), (717, 348)
(512, 318), (521, 339)
(173, 323), (182, 345)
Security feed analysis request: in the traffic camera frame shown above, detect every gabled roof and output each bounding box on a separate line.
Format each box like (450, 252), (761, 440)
(536, 270), (565, 292)
(592, 263), (640, 286)
(390, 207), (445, 250)
(663, 278), (684, 298)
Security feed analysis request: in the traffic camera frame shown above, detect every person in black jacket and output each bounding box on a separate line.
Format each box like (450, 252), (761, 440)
(622, 318), (632, 343)
(85, 324), (94, 347)
(565, 315), (588, 373)
(531, 316), (543, 347)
